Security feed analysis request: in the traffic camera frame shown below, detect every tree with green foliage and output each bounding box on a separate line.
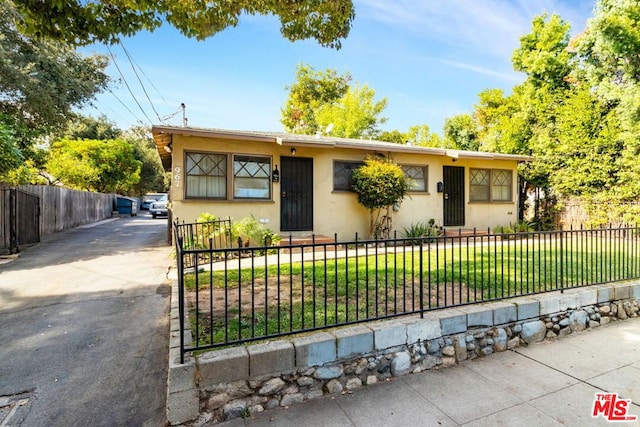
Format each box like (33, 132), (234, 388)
(0, 0), (109, 177)
(406, 124), (443, 148)
(0, 0), (109, 132)
(315, 84), (388, 139)
(46, 138), (141, 193)
(574, 0), (640, 202)
(62, 115), (122, 141)
(378, 130), (407, 144)
(14, 0), (355, 48)
(351, 158), (409, 238)
(55, 116), (167, 194)
(377, 124), (443, 147)
(511, 13), (573, 90)
(125, 126), (169, 195)
(443, 114), (480, 151)
(468, 8), (640, 226)
(469, 14), (579, 225)
(0, 123), (23, 178)
(281, 64), (351, 134)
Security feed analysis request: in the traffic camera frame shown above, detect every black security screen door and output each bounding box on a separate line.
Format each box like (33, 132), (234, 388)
(280, 156), (313, 231)
(443, 166), (465, 226)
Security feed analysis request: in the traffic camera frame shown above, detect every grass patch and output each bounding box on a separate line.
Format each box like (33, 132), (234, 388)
(184, 235), (640, 347)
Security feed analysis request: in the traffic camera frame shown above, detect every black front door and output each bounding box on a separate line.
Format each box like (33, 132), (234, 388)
(280, 156), (313, 231)
(443, 166), (465, 226)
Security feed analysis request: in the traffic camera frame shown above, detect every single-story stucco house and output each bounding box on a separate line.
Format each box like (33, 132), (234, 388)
(152, 125), (532, 239)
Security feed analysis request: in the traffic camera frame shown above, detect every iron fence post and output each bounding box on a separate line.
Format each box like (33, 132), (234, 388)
(559, 229), (564, 294)
(176, 235), (186, 364)
(419, 237), (424, 318)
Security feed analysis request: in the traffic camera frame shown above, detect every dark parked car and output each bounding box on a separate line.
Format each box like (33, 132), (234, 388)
(150, 196), (168, 219)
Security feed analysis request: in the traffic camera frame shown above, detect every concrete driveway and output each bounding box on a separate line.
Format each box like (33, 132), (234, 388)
(0, 215), (172, 426)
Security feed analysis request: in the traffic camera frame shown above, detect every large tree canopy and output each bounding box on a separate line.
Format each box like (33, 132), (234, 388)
(0, 0), (109, 139)
(13, 0), (355, 48)
(281, 64), (387, 139)
(315, 84), (388, 139)
(55, 116), (167, 195)
(281, 64), (352, 134)
(464, 5), (640, 226)
(443, 114), (480, 151)
(46, 137), (141, 193)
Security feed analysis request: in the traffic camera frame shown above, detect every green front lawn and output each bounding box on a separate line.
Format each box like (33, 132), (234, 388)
(184, 236), (640, 347)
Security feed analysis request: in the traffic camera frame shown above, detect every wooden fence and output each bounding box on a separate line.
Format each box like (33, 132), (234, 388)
(18, 185), (116, 236)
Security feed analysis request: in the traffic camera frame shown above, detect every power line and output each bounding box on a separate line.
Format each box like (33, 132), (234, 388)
(91, 98), (128, 124)
(106, 45), (153, 124)
(119, 42), (168, 104)
(105, 86), (145, 124)
(119, 42), (163, 122)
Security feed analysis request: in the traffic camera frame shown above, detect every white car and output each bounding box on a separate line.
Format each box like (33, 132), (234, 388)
(149, 196), (168, 218)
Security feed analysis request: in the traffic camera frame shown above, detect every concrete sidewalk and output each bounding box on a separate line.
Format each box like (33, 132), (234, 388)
(217, 317), (640, 427)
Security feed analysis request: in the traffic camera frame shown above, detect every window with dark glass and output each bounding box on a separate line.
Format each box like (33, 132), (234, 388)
(333, 161), (364, 191)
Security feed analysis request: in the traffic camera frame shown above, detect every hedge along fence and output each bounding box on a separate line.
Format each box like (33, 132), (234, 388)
(18, 185), (116, 235)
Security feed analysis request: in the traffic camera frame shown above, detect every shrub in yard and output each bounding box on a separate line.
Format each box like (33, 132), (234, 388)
(195, 212), (231, 248)
(351, 158), (409, 238)
(403, 219), (441, 243)
(493, 220), (533, 239)
(232, 215), (280, 248)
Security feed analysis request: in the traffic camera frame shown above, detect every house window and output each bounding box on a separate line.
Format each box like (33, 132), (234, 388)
(233, 155), (271, 199)
(333, 161), (363, 191)
(402, 165), (428, 192)
(470, 168), (512, 202)
(185, 152), (227, 198)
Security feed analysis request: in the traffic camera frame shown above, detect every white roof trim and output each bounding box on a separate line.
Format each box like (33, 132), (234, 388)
(151, 125), (533, 162)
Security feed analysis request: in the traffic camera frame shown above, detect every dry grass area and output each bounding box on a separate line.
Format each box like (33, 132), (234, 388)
(187, 275), (477, 320)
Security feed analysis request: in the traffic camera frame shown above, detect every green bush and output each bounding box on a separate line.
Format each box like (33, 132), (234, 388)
(231, 215), (280, 248)
(403, 219), (441, 243)
(351, 158), (410, 238)
(493, 221), (534, 238)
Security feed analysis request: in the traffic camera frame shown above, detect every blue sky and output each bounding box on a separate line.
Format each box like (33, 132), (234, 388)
(81, 0), (596, 136)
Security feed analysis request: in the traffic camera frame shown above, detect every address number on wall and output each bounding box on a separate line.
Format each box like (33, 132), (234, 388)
(174, 166), (181, 188)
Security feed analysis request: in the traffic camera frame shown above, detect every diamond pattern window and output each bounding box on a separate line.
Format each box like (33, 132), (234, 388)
(470, 168), (512, 202)
(233, 155), (271, 199)
(185, 152), (227, 198)
(401, 165), (428, 192)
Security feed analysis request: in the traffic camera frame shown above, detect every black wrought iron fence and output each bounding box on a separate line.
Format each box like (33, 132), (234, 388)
(174, 223), (640, 362)
(173, 217), (232, 266)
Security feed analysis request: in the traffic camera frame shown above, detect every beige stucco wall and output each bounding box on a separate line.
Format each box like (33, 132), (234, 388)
(168, 135), (520, 239)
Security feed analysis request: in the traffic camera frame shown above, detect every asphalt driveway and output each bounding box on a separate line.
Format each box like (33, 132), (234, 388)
(0, 215), (172, 426)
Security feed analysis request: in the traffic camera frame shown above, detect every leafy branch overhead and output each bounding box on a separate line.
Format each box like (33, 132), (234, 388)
(13, 0), (355, 48)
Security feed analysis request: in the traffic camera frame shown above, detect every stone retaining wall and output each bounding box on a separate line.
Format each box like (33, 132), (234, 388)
(166, 282), (640, 425)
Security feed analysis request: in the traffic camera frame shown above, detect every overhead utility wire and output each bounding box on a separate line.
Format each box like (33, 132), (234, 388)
(119, 42), (168, 104)
(91, 98), (129, 124)
(106, 45), (153, 124)
(119, 42), (163, 122)
(160, 105), (183, 122)
(105, 86), (145, 124)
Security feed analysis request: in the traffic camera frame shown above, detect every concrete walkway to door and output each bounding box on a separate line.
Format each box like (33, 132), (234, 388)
(0, 215), (171, 426)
